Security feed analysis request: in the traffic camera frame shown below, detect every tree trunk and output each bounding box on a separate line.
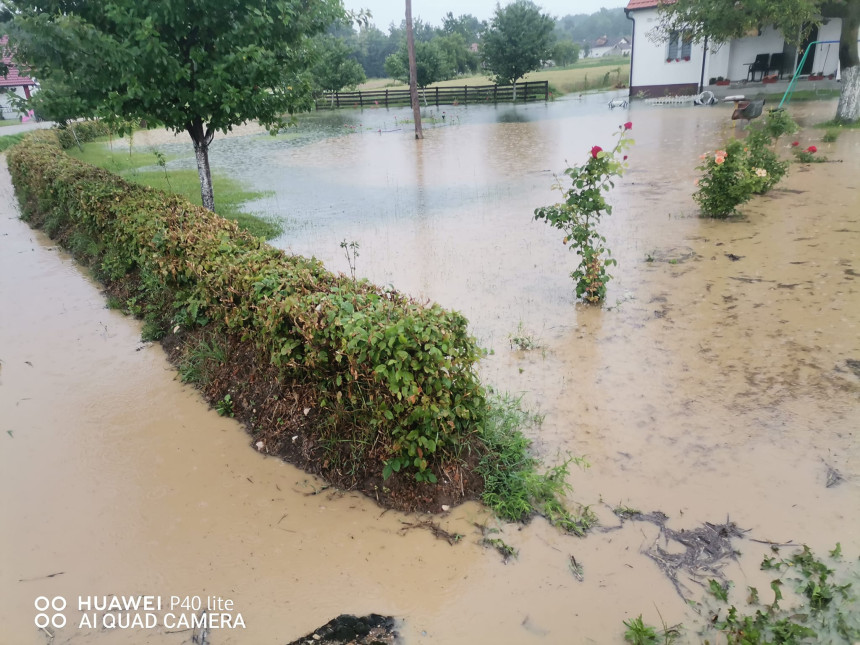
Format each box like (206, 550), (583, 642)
(838, 65), (860, 121)
(512, 80), (517, 101)
(405, 0), (423, 140)
(827, 1), (860, 122)
(187, 119), (216, 211)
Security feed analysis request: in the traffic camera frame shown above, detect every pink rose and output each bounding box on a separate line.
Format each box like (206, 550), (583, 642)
(591, 146), (603, 159)
(623, 121), (633, 130)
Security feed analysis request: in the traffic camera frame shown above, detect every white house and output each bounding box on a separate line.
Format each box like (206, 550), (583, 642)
(1, 36), (38, 118)
(624, 0), (843, 96)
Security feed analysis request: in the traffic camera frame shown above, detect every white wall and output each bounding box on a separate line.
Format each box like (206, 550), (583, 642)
(630, 8), (704, 88)
(812, 19), (842, 77)
(725, 26), (786, 81)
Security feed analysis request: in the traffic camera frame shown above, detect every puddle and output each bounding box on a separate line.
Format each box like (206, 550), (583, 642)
(2, 94), (859, 644)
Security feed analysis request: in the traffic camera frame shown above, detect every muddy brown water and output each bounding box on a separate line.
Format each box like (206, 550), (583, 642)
(1, 97), (859, 644)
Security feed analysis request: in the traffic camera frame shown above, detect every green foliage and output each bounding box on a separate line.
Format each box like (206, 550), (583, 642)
(311, 34), (367, 94)
(179, 336), (227, 385)
(821, 128), (840, 142)
(7, 0), (346, 210)
(761, 108), (799, 140)
(694, 140), (756, 217)
(481, 0), (556, 89)
(7, 134), (488, 483)
(0, 132), (27, 152)
(706, 545), (859, 644)
(694, 109), (794, 216)
(535, 123), (633, 303)
(216, 394), (234, 417)
(792, 143), (826, 163)
(552, 40), (581, 67)
(476, 393), (594, 535)
(624, 615), (659, 645)
(384, 40), (449, 88)
(655, 0), (821, 47)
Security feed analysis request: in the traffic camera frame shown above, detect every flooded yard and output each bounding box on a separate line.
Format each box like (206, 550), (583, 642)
(1, 93), (859, 644)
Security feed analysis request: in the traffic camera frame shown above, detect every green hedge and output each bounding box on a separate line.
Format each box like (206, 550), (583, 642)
(7, 135), (487, 480)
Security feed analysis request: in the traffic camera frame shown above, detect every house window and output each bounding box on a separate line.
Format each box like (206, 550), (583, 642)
(667, 31), (692, 61)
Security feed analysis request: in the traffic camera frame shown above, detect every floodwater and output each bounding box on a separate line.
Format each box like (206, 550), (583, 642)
(1, 93), (859, 644)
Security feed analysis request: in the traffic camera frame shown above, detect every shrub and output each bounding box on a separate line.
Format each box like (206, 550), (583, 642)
(7, 134), (487, 482)
(535, 123), (634, 303)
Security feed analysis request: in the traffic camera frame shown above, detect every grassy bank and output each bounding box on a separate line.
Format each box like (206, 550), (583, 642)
(0, 132), (27, 153)
(67, 139), (280, 239)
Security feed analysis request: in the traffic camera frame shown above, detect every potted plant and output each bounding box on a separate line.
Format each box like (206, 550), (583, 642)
(715, 76), (730, 86)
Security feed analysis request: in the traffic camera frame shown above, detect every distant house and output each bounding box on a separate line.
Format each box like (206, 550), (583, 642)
(1, 36), (38, 117)
(624, 0), (843, 96)
(585, 36), (631, 58)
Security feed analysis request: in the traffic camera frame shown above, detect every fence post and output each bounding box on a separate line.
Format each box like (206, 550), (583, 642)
(545, 81), (548, 101)
(336, 92), (340, 108)
(359, 91), (363, 108)
(435, 87), (439, 107)
(464, 85), (468, 105)
(385, 89), (388, 108)
(493, 85), (497, 103)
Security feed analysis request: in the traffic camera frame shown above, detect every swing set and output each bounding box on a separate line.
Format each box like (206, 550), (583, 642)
(778, 40), (839, 108)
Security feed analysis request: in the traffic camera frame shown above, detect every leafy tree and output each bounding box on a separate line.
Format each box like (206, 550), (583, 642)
(354, 24), (397, 78)
(655, 0), (860, 122)
(435, 32), (480, 76)
(441, 12), (486, 43)
(6, 0), (345, 212)
(555, 8), (631, 44)
(384, 40), (448, 87)
(481, 0), (555, 98)
(552, 40), (580, 67)
(310, 33), (366, 96)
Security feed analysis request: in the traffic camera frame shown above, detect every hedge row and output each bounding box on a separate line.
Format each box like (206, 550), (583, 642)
(7, 134), (488, 481)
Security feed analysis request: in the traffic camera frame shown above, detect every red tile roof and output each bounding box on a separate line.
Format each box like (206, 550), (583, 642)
(1, 36), (36, 87)
(626, 0), (667, 9)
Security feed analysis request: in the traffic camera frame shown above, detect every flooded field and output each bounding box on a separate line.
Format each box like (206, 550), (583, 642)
(1, 93), (859, 644)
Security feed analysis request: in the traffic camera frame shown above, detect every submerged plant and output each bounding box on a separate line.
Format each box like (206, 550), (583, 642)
(535, 122), (634, 303)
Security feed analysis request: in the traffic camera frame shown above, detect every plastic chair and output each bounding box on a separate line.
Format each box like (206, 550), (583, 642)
(767, 53), (785, 79)
(747, 54), (769, 81)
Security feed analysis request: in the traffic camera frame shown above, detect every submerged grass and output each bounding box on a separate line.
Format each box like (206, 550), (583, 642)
(67, 140), (280, 239)
(815, 117), (860, 129)
(477, 392), (595, 535)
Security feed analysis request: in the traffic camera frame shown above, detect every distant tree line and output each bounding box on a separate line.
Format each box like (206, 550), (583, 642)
(313, 5), (633, 92)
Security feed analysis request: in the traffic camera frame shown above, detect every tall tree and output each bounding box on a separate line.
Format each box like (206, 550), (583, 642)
(481, 0), (555, 99)
(655, 0), (860, 122)
(441, 12), (486, 43)
(384, 40), (449, 87)
(310, 33), (366, 97)
(6, 0), (345, 212)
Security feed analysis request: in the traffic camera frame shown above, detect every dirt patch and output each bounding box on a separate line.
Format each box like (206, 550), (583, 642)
(285, 614), (399, 645)
(159, 327), (486, 515)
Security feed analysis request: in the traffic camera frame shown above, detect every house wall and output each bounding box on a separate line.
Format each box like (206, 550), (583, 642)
(628, 7), (705, 96)
(812, 19), (842, 77)
(724, 26), (785, 81)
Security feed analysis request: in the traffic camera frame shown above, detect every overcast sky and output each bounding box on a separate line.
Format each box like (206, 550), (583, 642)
(341, 0), (630, 31)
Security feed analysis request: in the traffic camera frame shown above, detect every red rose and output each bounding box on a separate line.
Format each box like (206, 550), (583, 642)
(623, 155), (628, 160)
(806, 145), (817, 153)
(624, 121), (633, 130)
(791, 141), (800, 147)
(591, 146), (603, 159)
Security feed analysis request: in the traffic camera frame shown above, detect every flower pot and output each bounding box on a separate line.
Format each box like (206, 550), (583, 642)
(715, 80), (730, 86)
(808, 74), (824, 81)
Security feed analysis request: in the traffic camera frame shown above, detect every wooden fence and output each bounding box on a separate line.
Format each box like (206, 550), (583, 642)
(316, 81), (549, 110)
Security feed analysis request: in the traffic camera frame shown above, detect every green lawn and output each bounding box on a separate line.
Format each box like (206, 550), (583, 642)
(0, 119), (21, 127)
(67, 140), (280, 239)
(359, 57), (630, 96)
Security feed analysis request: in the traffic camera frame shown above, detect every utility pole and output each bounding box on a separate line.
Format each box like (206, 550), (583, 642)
(405, 0), (423, 139)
